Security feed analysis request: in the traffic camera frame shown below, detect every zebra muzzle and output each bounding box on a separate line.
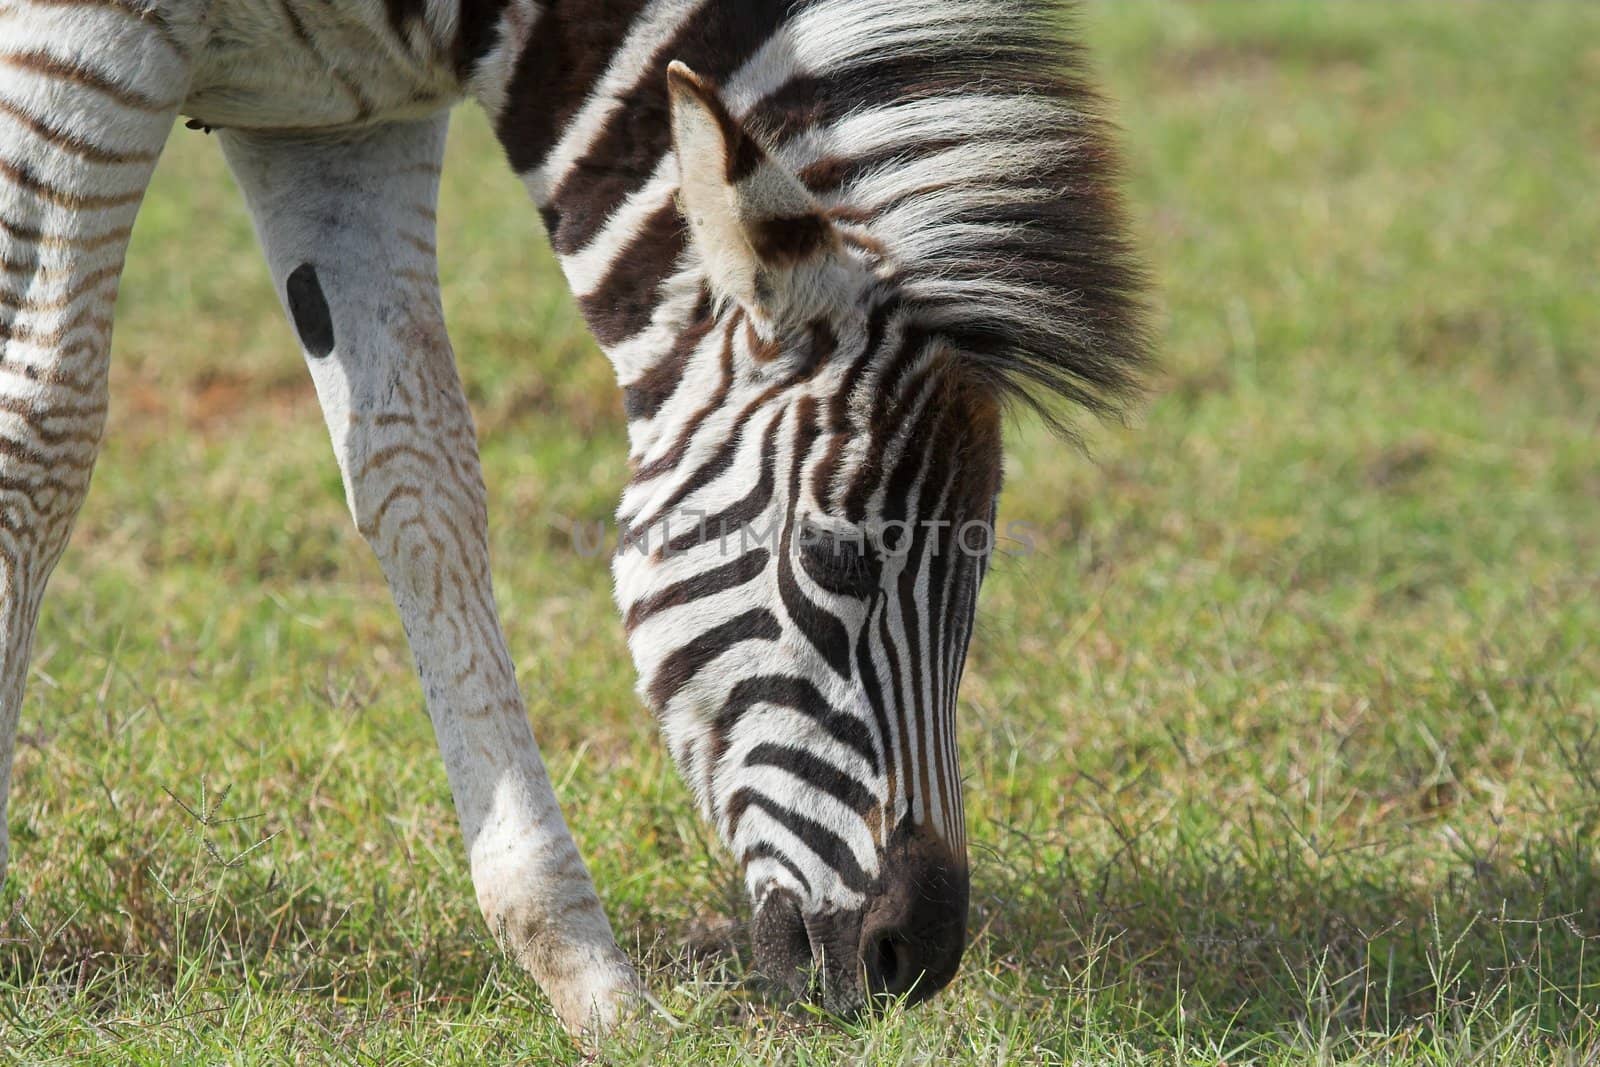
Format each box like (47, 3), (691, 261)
(749, 832), (969, 1014)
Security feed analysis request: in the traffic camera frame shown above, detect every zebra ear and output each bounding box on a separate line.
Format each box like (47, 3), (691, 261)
(667, 61), (839, 320)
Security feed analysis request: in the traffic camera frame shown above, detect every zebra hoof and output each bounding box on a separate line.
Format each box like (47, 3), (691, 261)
(537, 941), (650, 1041)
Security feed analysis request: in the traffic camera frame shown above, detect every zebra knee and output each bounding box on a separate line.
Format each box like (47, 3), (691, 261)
(0, 355), (111, 601)
(338, 428), (490, 602)
(342, 460), (431, 578)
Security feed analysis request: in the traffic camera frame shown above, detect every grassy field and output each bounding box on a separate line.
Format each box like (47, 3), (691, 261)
(4, 2), (1599, 1062)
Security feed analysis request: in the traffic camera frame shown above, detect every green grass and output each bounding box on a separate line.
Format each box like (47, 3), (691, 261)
(4, 2), (1599, 1062)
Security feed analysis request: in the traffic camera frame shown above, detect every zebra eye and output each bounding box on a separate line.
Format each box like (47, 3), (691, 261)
(797, 522), (879, 598)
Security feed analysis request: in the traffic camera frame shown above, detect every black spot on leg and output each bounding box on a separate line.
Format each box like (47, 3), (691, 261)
(286, 263), (335, 359)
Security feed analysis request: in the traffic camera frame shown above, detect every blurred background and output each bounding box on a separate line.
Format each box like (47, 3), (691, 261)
(4, 2), (1598, 1061)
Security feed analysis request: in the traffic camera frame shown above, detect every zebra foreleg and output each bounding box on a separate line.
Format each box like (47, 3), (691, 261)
(0, 6), (187, 893)
(219, 116), (644, 1037)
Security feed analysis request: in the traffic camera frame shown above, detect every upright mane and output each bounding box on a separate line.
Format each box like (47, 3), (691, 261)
(742, 0), (1152, 433)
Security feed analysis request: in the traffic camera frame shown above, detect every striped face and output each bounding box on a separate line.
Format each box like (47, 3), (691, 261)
(610, 65), (1002, 1009)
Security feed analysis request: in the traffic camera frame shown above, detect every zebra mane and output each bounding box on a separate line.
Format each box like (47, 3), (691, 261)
(751, 0), (1152, 434)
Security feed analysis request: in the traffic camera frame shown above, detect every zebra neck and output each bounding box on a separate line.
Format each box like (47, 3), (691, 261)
(477, 1), (790, 390)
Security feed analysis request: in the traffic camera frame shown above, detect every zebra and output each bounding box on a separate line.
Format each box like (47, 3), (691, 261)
(0, 0), (1147, 1037)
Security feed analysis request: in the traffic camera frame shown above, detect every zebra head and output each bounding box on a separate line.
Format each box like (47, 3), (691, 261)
(612, 64), (1007, 1012)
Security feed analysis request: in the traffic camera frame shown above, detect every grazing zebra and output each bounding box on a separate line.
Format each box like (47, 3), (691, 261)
(0, 0), (1146, 1036)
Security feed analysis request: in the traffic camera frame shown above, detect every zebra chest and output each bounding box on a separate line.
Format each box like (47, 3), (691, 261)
(182, 0), (463, 132)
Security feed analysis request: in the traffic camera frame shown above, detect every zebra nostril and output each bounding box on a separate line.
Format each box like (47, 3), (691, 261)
(856, 832), (970, 1007)
(865, 934), (907, 995)
(782, 911), (810, 969)
(861, 923), (941, 1002)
